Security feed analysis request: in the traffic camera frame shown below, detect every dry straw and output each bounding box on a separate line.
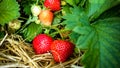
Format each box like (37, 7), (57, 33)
(0, 34), (82, 68)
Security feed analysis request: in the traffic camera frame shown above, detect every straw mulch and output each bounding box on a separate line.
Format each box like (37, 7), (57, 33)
(0, 34), (83, 68)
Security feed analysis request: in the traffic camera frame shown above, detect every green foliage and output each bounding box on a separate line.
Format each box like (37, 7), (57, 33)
(20, 0), (44, 15)
(0, 31), (5, 39)
(65, 0), (81, 6)
(63, 6), (89, 30)
(52, 13), (62, 25)
(98, 4), (120, 19)
(21, 23), (42, 42)
(0, 0), (20, 25)
(23, 5), (31, 15)
(19, 0), (42, 15)
(69, 32), (80, 44)
(0, 0), (120, 67)
(62, 5), (71, 15)
(20, 0), (35, 15)
(82, 18), (120, 68)
(85, 0), (120, 21)
(63, 2), (120, 67)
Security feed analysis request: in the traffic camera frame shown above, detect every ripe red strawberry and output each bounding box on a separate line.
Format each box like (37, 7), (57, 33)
(44, 0), (61, 11)
(39, 9), (53, 26)
(32, 34), (53, 54)
(51, 40), (74, 62)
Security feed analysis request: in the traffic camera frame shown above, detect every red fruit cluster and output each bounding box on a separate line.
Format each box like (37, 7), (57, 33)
(32, 34), (74, 62)
(38, 0), (61, 26)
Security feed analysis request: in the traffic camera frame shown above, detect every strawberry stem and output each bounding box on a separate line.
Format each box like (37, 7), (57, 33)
(16, 15), (34, 33)
(44, 28), (50, 35)
(50, 29), (66, 36)
(36, 0), (39, 5)
(49, 26), (67, 40)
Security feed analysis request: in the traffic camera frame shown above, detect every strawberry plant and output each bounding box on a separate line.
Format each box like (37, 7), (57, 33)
(0, 0), (120, 68)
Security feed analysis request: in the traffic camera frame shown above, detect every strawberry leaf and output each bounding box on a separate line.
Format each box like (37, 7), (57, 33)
(69, 32), (80, 44)
(75, 26), (95, 49)
(21, 23), (42, 42)
(98, 4), (120, 19)
(65, 0), (75, 6)
(23, 5), (31, 15)
(0, 0), (20, 25)
(52, 14), (62, 25)
(81, 18), (120, 68)
(20, 0), (36, 15)
(0, 31), (5, 38)
(65, 0), (81, 6)
(62, 5), (71, 15)
(63, 6), (89, 30)
(63, 6), (120, 68)
(65, 0), (80, 6)
(86, 0), (120, 21)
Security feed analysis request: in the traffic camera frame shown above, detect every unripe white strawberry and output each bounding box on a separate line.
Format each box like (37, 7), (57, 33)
(31, 4), (41, 16)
